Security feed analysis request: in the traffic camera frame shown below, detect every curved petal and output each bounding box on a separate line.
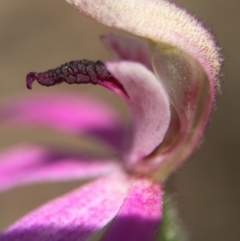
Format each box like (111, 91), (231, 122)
(105, 61), (170, 169)
(101, 34), (152, 70)
(67, 0), (220, 85)
(0, 176), (130, 241)
(101, 178), (163, 241)
(0, 145), (119, 193)
(0, 93), (124, 150)
(146, 44), (215, 177)
(66, 0), (221, 178)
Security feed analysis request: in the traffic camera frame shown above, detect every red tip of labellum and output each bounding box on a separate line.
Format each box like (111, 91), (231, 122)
(26, 72), (38, 90)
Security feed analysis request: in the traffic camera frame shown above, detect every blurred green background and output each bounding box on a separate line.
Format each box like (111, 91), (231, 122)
(0, 0), (239, 240)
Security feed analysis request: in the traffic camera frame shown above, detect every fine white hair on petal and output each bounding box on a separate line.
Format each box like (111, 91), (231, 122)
(66, 0), (222, 176)
(66, 0), (221, 90)
(0, 176), (130, 241)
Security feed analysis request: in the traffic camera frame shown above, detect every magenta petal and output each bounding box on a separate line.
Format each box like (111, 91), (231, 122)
(101, 178), (163, 241)
(0, 176), (130, 241)
(101, 34), (152, 70)
(0, 145), (119, 193)
(0, 93), (124, 149)
(106, 61), (170, 168)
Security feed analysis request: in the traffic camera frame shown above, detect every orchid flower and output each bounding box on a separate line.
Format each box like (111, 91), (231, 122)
(0, 0), (221, 240)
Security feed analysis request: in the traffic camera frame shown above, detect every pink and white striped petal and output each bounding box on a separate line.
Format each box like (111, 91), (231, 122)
(0, 93), (124, 150)
(101, 178), (163, 241)
(0, 176), (130, 241)
(105, 61), (170, 169)
(101, 34), (152, 70)
(0, 145), (119, 193)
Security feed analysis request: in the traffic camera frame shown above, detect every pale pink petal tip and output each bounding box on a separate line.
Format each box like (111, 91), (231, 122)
(0, 145), (119, 193)
(101, 178), (163, 241)
(0, 177), (130, 241)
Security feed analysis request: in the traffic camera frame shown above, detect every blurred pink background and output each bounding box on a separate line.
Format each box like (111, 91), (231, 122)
(0, 0), (239, 240)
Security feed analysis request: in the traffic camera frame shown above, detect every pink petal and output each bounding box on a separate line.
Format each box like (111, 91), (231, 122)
(105, 61), (170, 169)
(101, 34), (152, 70)
(66, 0), (221, 178)
(0, 145), (119, 193)
(0, 176), (130, 241)
(67, 0), (221, 87)
(101, 178), (163, 241)
(0, 93), (124, 150)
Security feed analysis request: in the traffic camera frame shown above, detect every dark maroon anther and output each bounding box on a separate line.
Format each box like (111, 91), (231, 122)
(26, 59), (128, 96)
(95, 61), (112, 79)
(26, 72), (39, 89)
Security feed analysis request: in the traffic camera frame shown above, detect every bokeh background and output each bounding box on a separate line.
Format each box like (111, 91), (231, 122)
(0, 0), (239, 240)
